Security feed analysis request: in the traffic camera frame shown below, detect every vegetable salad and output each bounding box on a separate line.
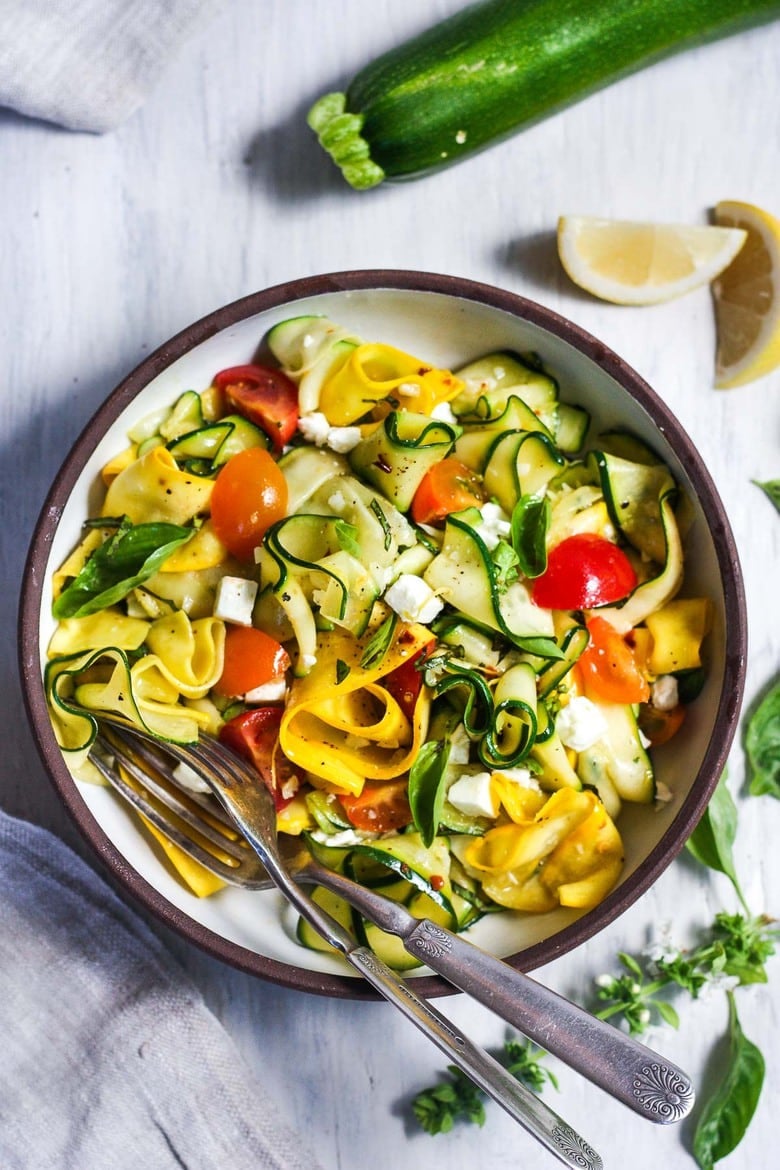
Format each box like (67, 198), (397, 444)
(46, 316), (712, 965)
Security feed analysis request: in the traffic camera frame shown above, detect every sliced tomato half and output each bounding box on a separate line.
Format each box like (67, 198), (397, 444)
(214, 364), (299, 451)
(578, 616), (650, 705)
(218, 707), (299, 810)
(338, 778), (413, 833)
(410, 458), (486, 526)
(214, 626), (289, 697)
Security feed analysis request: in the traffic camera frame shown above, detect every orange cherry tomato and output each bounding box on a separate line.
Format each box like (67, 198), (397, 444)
(214, 626), (290, 697)
(638, 703), (686, 746)
(578, 616), (650, 705)
(410, 458), (486, 526)
(210, 447), (287, 561)
(338, 778), (413, 833)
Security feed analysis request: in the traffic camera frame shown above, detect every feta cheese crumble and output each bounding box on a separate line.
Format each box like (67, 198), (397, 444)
(172, 761), (211, 795)
(297, 411), (331, 446)
(475, 501), (512, 551)
(297, 411), (362, 453)
(384, 574), (443, 624)
(493, 766), (540, 790)
(326, 425), (362, 454)
(447, 772), (498, 819)
(555, 696), (608, 753)
(430, 401), (457, 424)
(213, 576), (258, 626)
(244, 678), (287, 704)
(651, 675), (679, 711)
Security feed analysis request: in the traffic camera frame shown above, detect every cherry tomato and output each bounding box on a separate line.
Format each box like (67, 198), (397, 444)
(381, 644), (431, 721)
(338, 778), (413, 833)
(214, 626), (290, 697)
(210, 447), (287, 561)
(218, 707), (298, 810)
(532, 534), (637, 610)
(638, 703), (686, 746)
(410, 458), (486, 526)
(214, 364), (299, 451)
(578, 616), (650, 704)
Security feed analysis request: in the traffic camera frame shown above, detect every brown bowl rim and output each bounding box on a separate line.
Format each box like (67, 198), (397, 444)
(18, 269), (747, 998)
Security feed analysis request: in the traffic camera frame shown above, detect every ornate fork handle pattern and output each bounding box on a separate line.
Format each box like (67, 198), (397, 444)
(312, 864), (696, 1124)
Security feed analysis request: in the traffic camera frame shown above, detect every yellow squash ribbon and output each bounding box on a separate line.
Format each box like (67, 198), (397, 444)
(280, 623), (432, 795)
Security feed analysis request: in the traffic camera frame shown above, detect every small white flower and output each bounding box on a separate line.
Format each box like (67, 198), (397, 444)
(594, 973), (614, 989)
(699, 972), (741, 1000)
(643, 922), (680, 967)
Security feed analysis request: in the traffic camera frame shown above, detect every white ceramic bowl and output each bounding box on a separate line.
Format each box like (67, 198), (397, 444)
(19, 271), (747, 997)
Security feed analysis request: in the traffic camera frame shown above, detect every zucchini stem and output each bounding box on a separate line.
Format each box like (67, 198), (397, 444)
(307, 93), (385, 190)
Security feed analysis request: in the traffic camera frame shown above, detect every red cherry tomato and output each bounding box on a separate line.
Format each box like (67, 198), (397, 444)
(218, 707), (298, 810)
(338, 778), (413, 833)
(214, 626), (290, 697)
(578, 616), (650, 705)
(532, 534), (637, 610)
(214, 364), (299, 451)
(381, 644), (432, 721)
(210, 447), (288, 561)
(410, 458), (486, 526)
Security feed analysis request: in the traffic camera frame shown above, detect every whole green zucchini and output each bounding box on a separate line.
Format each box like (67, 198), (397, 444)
(307, 0), (780, 189)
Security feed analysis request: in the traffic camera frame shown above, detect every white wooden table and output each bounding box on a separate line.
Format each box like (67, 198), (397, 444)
(2, 3), (779, 1168)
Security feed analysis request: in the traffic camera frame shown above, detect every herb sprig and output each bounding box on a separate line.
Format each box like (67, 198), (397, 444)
(411, 1039), (557, 1135)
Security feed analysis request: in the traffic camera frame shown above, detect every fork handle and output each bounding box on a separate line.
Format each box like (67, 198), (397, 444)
(401, 922), (695, 1125)
(308, 866), (694, 1125)
(315, 931), (602, 1169)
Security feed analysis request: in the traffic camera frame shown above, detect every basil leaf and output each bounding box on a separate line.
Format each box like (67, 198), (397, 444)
(408, 738), (451, 847)
(693, 993), (765, 1170)
(512, 635), (564, 661)
(491, 539), (520, 589)
(746, 679), (780, 799)
(335, 659), (351, 684)
(360, 613), (398, 670)
(510, 494), (549, 578)
(369, 498), (393, 551)
(53, 517), (194, 619)
(753, 478), (780, 514)
(686, 771), (746, 909)
(334, 519), (362, 559)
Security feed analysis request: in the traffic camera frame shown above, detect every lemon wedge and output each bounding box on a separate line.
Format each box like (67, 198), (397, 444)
(557, 215), (747, 306)
(712, 200), (780, 388)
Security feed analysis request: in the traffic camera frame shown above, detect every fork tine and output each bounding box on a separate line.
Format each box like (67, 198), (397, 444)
(97, 732), (246, 860)
(101, 730), (241, 840)
(89, 733), (271, 889)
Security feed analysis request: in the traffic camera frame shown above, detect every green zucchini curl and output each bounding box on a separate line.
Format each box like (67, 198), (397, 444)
(307, 93), (385, 190)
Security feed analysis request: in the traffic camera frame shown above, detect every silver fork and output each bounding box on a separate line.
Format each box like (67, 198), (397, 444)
(91, 718), (695, 1129)
(89, 720), (601, 1170)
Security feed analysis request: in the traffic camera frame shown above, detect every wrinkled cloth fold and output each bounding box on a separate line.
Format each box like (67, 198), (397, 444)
(0, 808), (323, 1170)
(0, 0), (222, 132)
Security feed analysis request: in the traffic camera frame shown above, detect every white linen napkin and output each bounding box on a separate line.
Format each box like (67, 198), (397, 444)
(0, 807), (324, 1170)
(0, 0), (223, 132)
